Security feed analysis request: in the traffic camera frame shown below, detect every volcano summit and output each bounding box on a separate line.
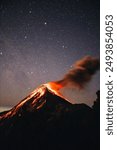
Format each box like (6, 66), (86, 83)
(0, 84), (100, 150)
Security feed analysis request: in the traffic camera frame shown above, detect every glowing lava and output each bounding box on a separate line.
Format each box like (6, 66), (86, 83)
(0, 85), (47, 119)
(45, 82), (62, 95)
(45, 82), (70, 102)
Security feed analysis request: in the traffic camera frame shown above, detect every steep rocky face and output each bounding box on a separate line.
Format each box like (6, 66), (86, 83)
(0, 85), (100, 150)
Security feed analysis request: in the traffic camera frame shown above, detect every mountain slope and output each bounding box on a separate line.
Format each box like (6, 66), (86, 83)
(0, 85), (99, 150)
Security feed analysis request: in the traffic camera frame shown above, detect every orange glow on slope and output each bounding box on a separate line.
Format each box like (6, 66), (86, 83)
(0, 85), (47, 119)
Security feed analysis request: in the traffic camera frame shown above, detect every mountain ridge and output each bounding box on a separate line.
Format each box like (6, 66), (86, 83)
(0, 85), (72, 120)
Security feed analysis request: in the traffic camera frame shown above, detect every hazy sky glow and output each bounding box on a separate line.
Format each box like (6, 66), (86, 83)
(0, 0), (100, 107)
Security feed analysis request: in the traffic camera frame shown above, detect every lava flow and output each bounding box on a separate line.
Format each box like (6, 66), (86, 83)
(0, 85), (47, 119)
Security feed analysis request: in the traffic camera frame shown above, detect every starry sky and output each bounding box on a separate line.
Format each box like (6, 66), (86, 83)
(0, 0), (100, 108)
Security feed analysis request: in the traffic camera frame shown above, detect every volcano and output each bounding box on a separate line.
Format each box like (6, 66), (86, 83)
(0, 84), (100, 150)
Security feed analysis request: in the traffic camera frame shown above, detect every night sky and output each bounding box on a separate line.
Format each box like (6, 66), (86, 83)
(0, 0), (100, 108)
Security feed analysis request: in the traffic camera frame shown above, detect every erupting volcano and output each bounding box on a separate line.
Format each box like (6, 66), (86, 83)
(0, 56), (100, 150)
(0, 82), (70, 120)
(0, 82), (100, 150)
(0, 82), (99, 150)
(0, 56), (100, 120)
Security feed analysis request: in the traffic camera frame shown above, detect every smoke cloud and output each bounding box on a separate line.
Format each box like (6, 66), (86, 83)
(56, 56), (100, 89)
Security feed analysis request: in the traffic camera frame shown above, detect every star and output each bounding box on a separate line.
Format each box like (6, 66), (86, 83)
(24, 35), (27, 39)
(30, 71), (34, 74)
(29, 10), (32, 14)
(44, 22), (47, 25)
(0, 52), (3, 55)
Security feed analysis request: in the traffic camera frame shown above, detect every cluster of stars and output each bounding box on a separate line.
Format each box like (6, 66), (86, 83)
(0, 0), (100, 107)
(27, 71), (34, 75)
(62, 45), (68, 49)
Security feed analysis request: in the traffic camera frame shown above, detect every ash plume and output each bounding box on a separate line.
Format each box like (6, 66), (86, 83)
(56, 56), (100, 89)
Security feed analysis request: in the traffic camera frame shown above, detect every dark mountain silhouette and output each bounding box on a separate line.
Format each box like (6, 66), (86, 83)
(0, 85), (100, 150)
